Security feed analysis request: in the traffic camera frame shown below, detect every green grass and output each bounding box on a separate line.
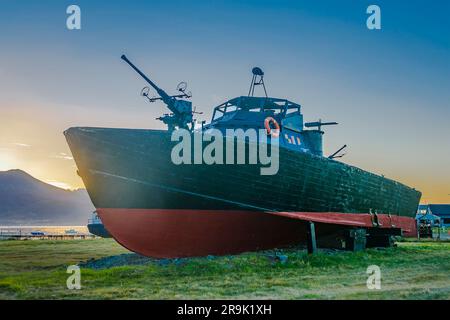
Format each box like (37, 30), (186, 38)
(0, 239), (449, 299)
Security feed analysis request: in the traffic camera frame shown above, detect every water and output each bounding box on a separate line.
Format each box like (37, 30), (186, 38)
(0, 225), (89, 236)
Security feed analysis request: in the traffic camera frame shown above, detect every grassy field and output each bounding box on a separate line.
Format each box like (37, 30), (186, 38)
(0, 238), (449, 299)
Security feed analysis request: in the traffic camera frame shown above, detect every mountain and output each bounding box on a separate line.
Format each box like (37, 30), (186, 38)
(0, 169), (94, 225)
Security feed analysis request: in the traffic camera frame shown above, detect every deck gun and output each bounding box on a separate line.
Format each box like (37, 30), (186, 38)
(121, 54), (193, 130)
(304, 119), (338, 131)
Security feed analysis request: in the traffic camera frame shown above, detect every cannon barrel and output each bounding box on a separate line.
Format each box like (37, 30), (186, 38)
(121, 55), (174, 111)
(304, 121), (338, 128)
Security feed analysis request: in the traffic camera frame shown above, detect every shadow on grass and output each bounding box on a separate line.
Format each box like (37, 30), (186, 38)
(79, 253), (155, 269)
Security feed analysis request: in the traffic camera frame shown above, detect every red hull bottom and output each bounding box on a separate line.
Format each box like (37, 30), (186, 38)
(97, 209), (417, 258)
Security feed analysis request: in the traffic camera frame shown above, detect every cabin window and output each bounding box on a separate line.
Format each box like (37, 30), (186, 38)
(286, 107), (300, 114)
(225, 105), (237, 113)
(212, 111), (224, 121)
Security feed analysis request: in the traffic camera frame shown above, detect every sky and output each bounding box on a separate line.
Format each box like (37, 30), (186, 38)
(0, 0), (449, 203)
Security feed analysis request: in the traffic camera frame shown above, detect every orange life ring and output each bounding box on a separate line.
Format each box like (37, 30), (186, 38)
(264, 117), (280, 137)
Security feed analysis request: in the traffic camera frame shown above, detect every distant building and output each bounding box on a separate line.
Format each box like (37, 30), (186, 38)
(428, 205), (450, 227)
(416, 204), (450, 227)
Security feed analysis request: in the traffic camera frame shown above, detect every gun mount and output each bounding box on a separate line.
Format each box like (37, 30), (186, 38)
(121, 54), (193, 130)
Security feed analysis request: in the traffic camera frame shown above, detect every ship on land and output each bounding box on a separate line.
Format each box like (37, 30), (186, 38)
(65, 55), (421, 258)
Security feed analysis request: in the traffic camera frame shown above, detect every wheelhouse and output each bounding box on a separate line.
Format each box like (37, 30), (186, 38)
(212, 96), (301, 121)
(209, 96), (304, 132)
(206, 96), (328, 156)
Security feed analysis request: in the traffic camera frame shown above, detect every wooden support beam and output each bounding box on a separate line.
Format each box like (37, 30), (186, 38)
(345, 228), (367, 251)
(306, 221), (317, 254)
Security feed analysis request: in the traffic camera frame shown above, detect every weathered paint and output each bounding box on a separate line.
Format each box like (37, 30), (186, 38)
(97, 208), (343, 258)
(97, 208), (416, 258)
(65, 127), (421, 217)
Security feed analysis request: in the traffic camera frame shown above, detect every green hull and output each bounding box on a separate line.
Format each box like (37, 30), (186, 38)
(65, 127), (421, 217)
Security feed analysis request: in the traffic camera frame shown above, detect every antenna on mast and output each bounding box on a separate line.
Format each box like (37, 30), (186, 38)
(248, 67), (267, 97)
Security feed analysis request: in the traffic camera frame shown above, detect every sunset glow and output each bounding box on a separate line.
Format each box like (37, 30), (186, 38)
(0, 1), (449, 201)
(45, 180), (74, 190)
(0, 152), (16, 171)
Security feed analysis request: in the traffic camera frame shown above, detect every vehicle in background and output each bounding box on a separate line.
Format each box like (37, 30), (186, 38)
(87, 211), (111, 238)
